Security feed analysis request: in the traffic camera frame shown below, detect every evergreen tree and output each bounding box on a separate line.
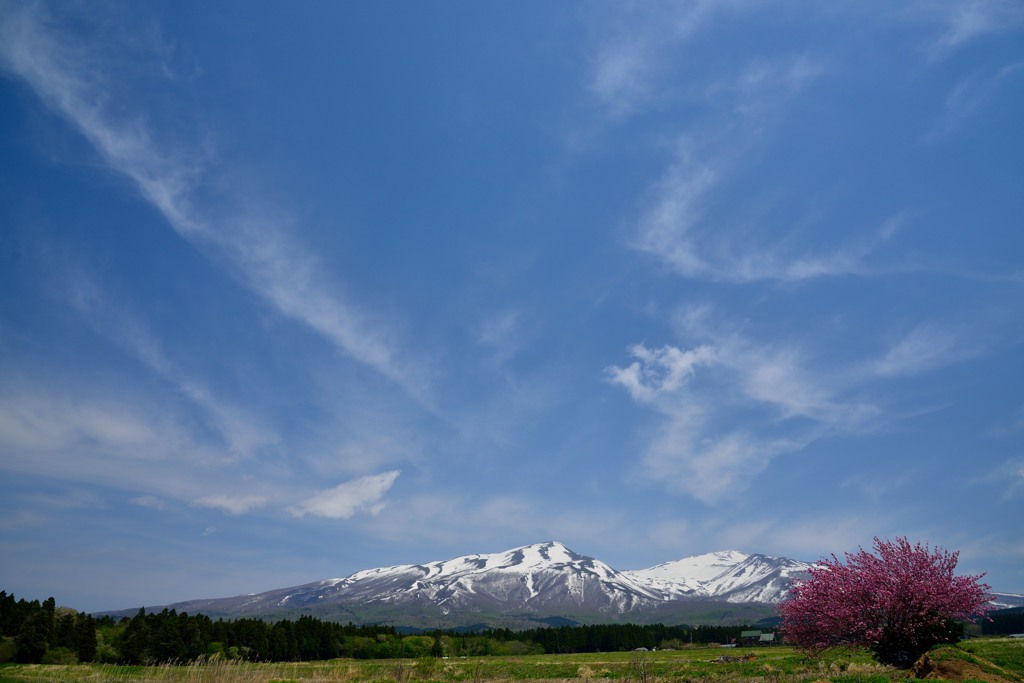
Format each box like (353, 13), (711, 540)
(40, 597), (55, 645)
(120, 609), (150, 664)
(75, 613), (97, 663)
(0, 591), (16, 636)
(54, 612), (77, 650)
(14, 610), (50, 663)
(151, 609), (186, 662)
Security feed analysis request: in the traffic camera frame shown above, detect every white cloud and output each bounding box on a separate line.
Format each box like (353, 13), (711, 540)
(607, 315), (888, 503)
(288, 471), (400, 519)
(608, 347), (802, 504)
(606, 343), (717, 402)
(630, 147), (720, 279)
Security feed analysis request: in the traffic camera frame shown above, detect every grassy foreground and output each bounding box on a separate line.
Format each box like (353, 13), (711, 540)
(0, 639), (1020, 683)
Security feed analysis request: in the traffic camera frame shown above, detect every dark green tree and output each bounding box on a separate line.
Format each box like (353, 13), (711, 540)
(75, 613), (97, 663)
(120, 608), (150, 664)
(150, 609), (186, 662)
(14, 610), (51, 663)
(54, 612), (76, 650)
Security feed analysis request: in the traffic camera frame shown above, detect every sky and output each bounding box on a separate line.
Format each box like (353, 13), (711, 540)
(1, 1), (1022, 614)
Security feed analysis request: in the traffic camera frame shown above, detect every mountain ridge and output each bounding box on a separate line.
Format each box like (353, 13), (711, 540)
(103, 541), (1024, 629)
(105, 541), (810, 627)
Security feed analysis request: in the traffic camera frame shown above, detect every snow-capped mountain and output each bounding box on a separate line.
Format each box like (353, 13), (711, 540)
(306, 541), (663, 614)
(624, 550), (811, 603)
(988, 592), (1024, 610)
(135, 542), (809, 627)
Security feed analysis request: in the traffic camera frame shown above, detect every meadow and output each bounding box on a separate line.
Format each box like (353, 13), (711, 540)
(0, 638), (1021, 683)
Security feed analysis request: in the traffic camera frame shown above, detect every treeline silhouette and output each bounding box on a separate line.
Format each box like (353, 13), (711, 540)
(1, 590), (769, 665)
(982, 607), (1024, 636)
(491, 623), (752, 653)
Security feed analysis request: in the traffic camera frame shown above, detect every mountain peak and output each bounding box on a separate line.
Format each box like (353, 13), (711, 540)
(510, 541), (584, 564)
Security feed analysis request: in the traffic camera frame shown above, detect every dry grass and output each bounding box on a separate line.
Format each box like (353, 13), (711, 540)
(0, 658), (361, 683)
(1, 639), (1021, 683)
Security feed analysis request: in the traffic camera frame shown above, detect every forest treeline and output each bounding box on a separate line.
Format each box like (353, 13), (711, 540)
(0, 590), (765, 665)
(7, 589), (1018, 666)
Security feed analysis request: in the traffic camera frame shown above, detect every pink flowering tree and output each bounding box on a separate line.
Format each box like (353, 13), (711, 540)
(778, 537), (992, 667)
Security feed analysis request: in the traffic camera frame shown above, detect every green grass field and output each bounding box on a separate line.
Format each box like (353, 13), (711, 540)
(0, 639), (1021, 683)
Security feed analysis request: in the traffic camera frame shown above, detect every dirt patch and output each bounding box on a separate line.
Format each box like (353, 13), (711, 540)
(912, 652), (1019, 683)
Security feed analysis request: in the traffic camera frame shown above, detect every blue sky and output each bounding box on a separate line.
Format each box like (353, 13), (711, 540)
(1, 1), (1022, 613)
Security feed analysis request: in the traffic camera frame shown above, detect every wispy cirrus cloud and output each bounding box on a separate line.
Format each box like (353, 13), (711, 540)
(65, 272), (278, 460)
(0, 371), (404, 520)
(925, 62), (1024, 142)
(870, 324), (973, 377)
(0, 388), (172, 459)
(719, 54), (826, 117)
(970, 458), (1024, 501)
(0, 378), (237, 509)
(597, 40), (890, 285)
(0, 3), (423, 402)
(607, 343), (782, 504)
(643, 406), (810, 504)
(588, 0), (748, 118)
(606, 307), (893, 503)
(193, 494), (271, 515)
(586, 7), (930, 286)
(926, 0), (1024, 59)
(629, 132), (902, 284)
(607, 304), (998, 504)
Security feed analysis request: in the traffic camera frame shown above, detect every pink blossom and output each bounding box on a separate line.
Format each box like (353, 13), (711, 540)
(778, 537), (991, 667)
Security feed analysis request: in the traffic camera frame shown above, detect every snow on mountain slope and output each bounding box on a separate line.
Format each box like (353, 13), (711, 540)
(625, 550), (748, 596)
(146, 542), (812, 622)
(254, 542), (663, 615)
(625, 550), (811, 603)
